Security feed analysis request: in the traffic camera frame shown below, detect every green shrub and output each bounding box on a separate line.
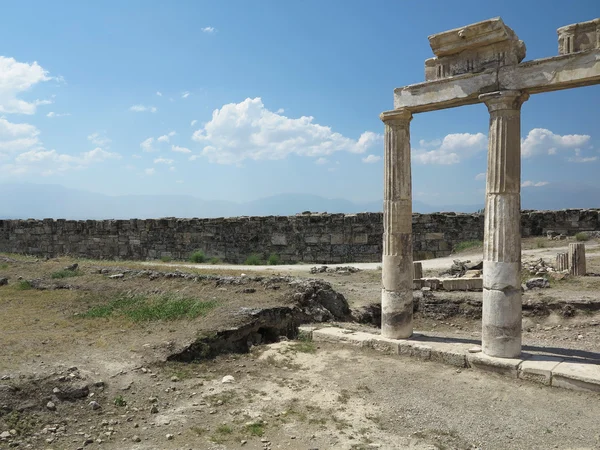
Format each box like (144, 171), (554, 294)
(209, 257), (222, 265)
(16, 280), (32, 290)
(51, 269), (82, 279)
(245, 254), (262, 265)
(267, 254), (281, 265)
(575, 232), (589, 242)
(160, 255), (173, 262)
(189, 250), (206, 263)
(113, 395), (127, 407)
(453, 240), (483, 253)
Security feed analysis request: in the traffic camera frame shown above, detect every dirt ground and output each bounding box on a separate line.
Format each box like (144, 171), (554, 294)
(1, 237), (600, 449)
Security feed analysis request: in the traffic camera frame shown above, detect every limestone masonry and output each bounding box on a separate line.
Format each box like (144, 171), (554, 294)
(0, 209), (598, 263)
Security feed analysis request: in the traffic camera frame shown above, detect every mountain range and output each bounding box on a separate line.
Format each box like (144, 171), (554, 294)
(0, 183), (597, 220)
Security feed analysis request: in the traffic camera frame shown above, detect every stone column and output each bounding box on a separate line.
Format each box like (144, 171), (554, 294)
(479, 91), (529, 358)
(568, 242), (587, 276)
(380, 109), (413, 339)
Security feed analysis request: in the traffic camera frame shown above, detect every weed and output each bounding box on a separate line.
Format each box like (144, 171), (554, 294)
(160, 255), (173, 262)
(189, 250), (206, 263)
(113, 395), (127, 407)
(216, 424), (233, 434)
(290, 340), (316, 354)
(267, 253), (281, 265)
(0, 263), (8, 269)
(453, 240), (482, 253)
(4, 411), (37, 436)
(51, 269), (82, 279)
(575, 232), (590, 242)
(245, 422), (265, 437)
(209, 256), (222, 264)
(535, 238), (546, 248)
(245, 254), (262, 265)
(16, 280), (32, 290)
(190, 425), (207, 436)
(82, 293), (218, 322)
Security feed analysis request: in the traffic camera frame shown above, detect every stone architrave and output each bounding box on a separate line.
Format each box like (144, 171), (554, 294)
(479, 90), (529, 359)
(380, 109), (413, 339)
(568, 243), (587, 276)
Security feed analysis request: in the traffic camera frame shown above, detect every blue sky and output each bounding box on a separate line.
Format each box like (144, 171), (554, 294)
(0, 1), (598, 206)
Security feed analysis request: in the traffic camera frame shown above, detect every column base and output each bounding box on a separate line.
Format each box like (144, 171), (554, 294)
(482, 287), (522, 358)
(381, 288), (413, 339)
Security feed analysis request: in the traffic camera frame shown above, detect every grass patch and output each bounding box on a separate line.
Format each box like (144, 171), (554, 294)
(113, 395), (127, 407)
(575, 232), (590, 242)
(189, 250), (206, 263)
(209, 256), (222, 264)
(51, 269), (82, 279)
(160, 255), (173, 262)
(16, 280), (32, 290)
(245, 422), (265, 437)
(0, 263), (8, 269)
(267, 253), (281, 265)
(535, 238), (546, 248)
(81, 293), (218, 322)
(245, 254), (262, 265)
(290, 336), (316, 354)
(453, 240), (482, 253)
(216, 424), (233, 435)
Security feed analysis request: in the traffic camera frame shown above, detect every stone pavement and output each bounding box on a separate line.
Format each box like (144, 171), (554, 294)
(300, 325), (600, 393)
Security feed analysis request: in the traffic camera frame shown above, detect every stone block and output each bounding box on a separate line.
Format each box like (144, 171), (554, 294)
(271, 234), (287, 246)
(442, 277), (483, 291)
(467, 352), (526, 378)
(551, 360), (600, 392)
(518, 355), (564, 385)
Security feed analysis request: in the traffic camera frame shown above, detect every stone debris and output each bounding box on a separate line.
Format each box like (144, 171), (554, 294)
(525, 278), (551, 290)
(0, 277), (7, 286)
(222, 375), (235, 384)
(442, 259), (483, 278)
(64, 263), (79, 271)
(310, 265), (361, 274)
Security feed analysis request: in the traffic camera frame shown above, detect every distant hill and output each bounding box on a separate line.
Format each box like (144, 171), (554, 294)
(3, 182), (598, 221)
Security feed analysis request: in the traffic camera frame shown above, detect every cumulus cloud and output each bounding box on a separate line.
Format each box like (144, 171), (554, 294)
(171, 145), (191, 154)
(190, 119), (197, 127)
(0, 56), (51, 115)
(191, 97), (381, 164)
(522, 128), (590, 158)
(157, 131), (176, 143)
(181, 91), (190, 99)
(362, 154), (381, 163)
(129, 104), (157, 113)
(46, 111), (70, 118)
(201, 27), (215, 33)
(154, 157), (174, 165)
(140, 137), (156, 152)
(0, 118), (41, 154)
(568, 156), (598, 163)
(412, 133), (487, 165)
(88, 132), (111, 147)
(475, 172), (486, 181)
(522, 180), (550, 188)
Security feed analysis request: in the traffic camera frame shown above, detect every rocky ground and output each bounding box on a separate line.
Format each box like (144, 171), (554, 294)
(1, 237), (600, 449)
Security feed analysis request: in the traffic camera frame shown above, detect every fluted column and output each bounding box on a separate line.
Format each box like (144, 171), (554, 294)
(479, 90), (529, 358)
(380, 109), (413, 339)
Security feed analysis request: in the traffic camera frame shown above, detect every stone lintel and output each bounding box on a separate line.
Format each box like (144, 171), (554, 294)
(394, 50), (600, 113)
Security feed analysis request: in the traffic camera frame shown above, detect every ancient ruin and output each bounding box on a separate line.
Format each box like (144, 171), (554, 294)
(380, 17), (600, 356)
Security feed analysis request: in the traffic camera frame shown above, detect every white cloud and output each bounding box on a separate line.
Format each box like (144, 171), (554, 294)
(568, 156), (598, 163)
(0, 56), (51, 115)
(129, 104), (157, 113)
(191, 97), (381, 164)
(362, 154), (381, 163)
(156, 91), (162, 96)
(46, 111), (70, 118)
(315, 157), (328, 165)
(88, 132), (111, 147)
(189, 155), (200, 161)
(140, 137), (156, 152)
(0, 118), (41, 154)
(522, 180), (550, 188)
(154, 157), (174, 165)
(144, 168), (155, 175)
(190, 119), (197, 127)
(276, 108), (285, 114)
(171, 145), (191, 154)
(201, 27), (215, 33)
(412, 133), (487, 165)
(157, 131), (176, 143)
(522, 128), (590, 158)
(475, 172), (486, 181)
(181, 91), (190, 99)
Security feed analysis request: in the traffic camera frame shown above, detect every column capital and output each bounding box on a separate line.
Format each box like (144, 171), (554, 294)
(479, 90), (530, 113)
(380, 109), (412, 124)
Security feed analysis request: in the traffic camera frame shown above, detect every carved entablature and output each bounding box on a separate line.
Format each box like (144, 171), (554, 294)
(424, 17), (526, 81)
(557, 18), (600, 55)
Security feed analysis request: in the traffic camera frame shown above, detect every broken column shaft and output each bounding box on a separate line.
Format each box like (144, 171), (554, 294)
(479, 90), (529, 358)
(380, 109), (413, 339)
(569, 242), (587, 276)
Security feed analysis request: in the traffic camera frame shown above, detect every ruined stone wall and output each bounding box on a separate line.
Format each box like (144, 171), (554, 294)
(0, 209), (598, 263)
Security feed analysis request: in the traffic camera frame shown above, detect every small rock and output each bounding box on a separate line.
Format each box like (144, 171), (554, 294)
(166, 434), (174, 440)
(222, 375), (235, 384)
(109, 274), (124, 279)
(150, 405), (159, 414)
(89, 401), (101, 410)
(0, 431), (11, 439)
(132, 435), (141, 442)
(525, 278), (550, 289)
(0, 278), (8, 286)
(468, 346), (482, 353)
(241, 440), (247, 446)
(46, 401), (57, 411)
(170, 376), (179, 382)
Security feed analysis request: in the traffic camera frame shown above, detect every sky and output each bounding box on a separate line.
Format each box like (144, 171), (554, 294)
(0, 0), (598, 207)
